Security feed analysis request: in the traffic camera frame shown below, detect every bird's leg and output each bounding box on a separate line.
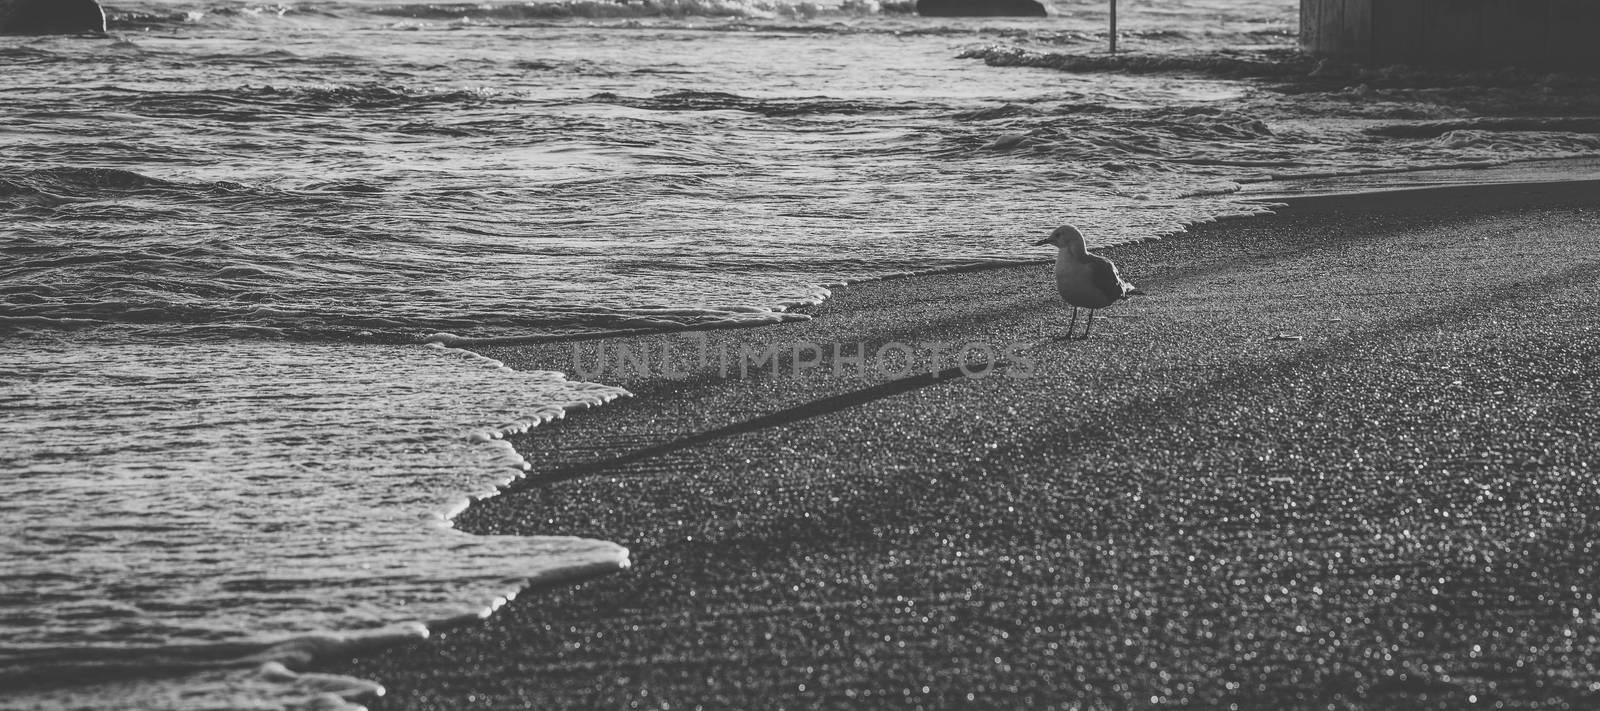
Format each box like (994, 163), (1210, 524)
(1067, 307), (1079, 339)
(1084, 309), (1096, 338)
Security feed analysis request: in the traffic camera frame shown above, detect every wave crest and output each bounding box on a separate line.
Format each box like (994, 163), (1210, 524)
(235, 83), (503, 108)
(373, 0), (894, 21)
(102, 0), (900, 30)
(0, 167), (268, 207)
(587, 89), (915, 116)
(959, 45), (1600, 87)
(957, 45), (1312, 79)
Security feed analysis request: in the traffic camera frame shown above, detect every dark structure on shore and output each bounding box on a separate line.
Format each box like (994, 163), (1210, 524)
(0, 0), (105, 34)
(916, 0), (1047, 17)
(1300, 0), (1600, 68)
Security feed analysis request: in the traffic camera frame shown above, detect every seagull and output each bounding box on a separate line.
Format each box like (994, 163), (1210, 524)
(1035, 224), (1136, 339)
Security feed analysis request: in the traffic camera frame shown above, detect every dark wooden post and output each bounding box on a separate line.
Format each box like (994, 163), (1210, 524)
(1109, 0), (1118, 54)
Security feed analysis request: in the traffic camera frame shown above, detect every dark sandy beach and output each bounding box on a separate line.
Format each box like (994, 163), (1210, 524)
(324, 179), (1600, 710)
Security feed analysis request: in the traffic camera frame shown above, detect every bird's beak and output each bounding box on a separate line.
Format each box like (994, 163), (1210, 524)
(1032, 237), (1052, 246)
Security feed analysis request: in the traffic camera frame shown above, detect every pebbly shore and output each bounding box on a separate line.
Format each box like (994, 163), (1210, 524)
(323, 179), (1600, 710)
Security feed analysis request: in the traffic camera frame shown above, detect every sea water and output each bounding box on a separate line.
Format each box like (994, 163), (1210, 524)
(4, 0), (1599, 708)
(1, 334), (626, 709)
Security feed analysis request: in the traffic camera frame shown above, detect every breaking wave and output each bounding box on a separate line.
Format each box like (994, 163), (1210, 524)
(105, 0), (912, 30)
(1, 335), (631, 710)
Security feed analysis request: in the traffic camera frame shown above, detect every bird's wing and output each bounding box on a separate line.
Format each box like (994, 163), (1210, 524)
(1089, 256), (1134, 301)
(1112, 262), (1137, 296)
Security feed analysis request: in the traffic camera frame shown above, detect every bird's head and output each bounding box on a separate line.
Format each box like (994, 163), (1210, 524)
(1033, 224), (1086, 252)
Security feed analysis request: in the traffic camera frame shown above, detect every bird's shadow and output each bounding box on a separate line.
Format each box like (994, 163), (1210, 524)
(516, 362), (992, 489)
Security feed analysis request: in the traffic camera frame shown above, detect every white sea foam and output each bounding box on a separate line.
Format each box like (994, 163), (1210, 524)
(0, 332), (629, 709)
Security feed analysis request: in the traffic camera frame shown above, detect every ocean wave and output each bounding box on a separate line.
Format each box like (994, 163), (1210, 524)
(371, 0), (897, 21)
(0, 334), (630, 709)
(957, 45), (1600, 171)
(0, 285), (828, 343)
(239, 83), (504, 108)
(104, 4), (341, 30)
(0, 166), (177, 193)
(103, 9), (205, 30)
(0, 167), (293, 215)
(20, 83), (515, 128)
(960, 45), (1600, 87)
(0, 159), (854, 341)
(951, 103), (1048, 121)
(958, 45), (1315, 79)
(957, 106), (1275, 162)
(101, 1), (911, 33)
(0, 305), (814, 341)
(0, 45), (71, 65)
(1367, 118), (1600, 139)
(117, 84), (508, 116)
(586, 89), (918, 116)
(0, 167), (262, 206)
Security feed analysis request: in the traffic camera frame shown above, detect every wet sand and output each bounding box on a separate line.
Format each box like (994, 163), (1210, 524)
(324, 179), (1600, 709)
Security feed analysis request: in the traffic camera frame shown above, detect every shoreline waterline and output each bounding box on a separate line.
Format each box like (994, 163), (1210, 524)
(0, 337), (633, 710)
(428, 156), (1600, 354)
(323, 173), (1600, 709)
